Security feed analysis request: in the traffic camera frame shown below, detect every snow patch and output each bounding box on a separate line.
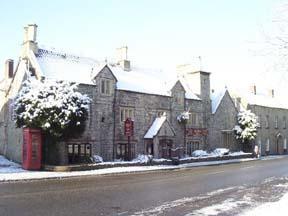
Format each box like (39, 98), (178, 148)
(241, 192), (288, 216)
(212, 148), (230, 156)
(191, 150), (209, 157)
(186, 198), (249, 216)
(144, 115), (166, 138)
(91, 155), (103, 163)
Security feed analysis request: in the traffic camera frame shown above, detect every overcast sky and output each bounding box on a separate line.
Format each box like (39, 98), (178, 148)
(0, 0), (286, 92)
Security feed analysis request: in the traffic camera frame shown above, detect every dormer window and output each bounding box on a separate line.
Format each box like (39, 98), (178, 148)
(100, 79), (112, 95)
(175, 92), (184, 105)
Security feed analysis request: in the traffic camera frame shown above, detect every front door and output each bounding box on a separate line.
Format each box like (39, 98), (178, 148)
(277, 137), (284, 154)
(159, 139), (173, 159)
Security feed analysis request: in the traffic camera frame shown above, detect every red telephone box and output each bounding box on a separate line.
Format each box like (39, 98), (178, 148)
(22, 128), (42, 170)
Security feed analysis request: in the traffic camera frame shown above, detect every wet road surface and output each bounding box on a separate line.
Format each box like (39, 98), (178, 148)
(1, 156), (288, 216)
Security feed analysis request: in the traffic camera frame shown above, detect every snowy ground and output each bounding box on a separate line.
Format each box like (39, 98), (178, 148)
(2, 154), (288, 215)
(130, 176), (288, 216)
(0, 153), (256, 182)
(241, 190), (288, 216)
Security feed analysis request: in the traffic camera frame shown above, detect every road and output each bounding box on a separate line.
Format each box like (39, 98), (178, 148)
(1, 156), (288, 216)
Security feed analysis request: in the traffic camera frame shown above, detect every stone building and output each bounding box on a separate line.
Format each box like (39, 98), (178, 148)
(0, 24), (213, 164)
(209, 88), (239, 151)
(2, 24), (285, 165)
(232, 86), (288, 155)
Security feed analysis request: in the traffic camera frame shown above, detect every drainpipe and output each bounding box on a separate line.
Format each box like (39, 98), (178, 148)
(112, 86), (117, 161)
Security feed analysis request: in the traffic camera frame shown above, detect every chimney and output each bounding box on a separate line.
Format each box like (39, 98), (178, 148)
(5, 59), (14, 79)
(249, 85), (256, 95)
(21, 24), (38, 58)
(116, 46), (131, 71)
(24, 24), (37, 42)
(268, 89), (275, 98)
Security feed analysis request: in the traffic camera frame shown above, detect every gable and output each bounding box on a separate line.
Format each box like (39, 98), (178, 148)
(144, 115), (175, 139)
(94, 65), (117, 82)
(157, 120), (175, 137)
(215, 91), (237, 116)
(171, 80), (186, 93)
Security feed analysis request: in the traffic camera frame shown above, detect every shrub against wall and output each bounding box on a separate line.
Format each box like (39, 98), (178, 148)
(14, 79), (91, 139)
(177, 111), (190, 124)
(234, 109), (259, 143)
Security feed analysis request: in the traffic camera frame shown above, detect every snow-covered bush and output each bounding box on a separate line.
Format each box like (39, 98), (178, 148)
(177, 111), (190, 124)
(233, 110), (259, 143)
(191, 150), (209, 157)
(91, 155), (103, 163)
(133, 154), (153, 163)
(212, 148), (230, 156)
(14, 79), (91, 139)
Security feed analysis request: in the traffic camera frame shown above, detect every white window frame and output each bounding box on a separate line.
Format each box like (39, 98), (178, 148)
(100, 78), (112, 95)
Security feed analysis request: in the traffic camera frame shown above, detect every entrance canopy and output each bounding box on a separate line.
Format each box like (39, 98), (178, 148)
(144, 115), (175, 139)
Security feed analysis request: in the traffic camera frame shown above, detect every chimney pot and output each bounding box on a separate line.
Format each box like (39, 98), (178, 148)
(26, 24), (38, 42)
(249, 85), (257, 95)
(116, 46), (131, 71)
(268, 89), (275, 98)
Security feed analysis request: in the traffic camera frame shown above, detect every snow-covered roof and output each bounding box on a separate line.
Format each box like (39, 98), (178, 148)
(35, 48), (200, 99)
(211, 88), (227, 114)
(144, 115), (167, 139)
(242, 93), (288, 110)
(36, 48), (98, 84)
(227, 86), (288, 110)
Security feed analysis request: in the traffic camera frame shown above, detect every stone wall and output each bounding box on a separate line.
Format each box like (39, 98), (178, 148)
(249, 105), (288, 155)
(208, 91), (240, 151)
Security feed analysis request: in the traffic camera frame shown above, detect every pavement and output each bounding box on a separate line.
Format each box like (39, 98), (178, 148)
(0, 154), (286, 183)
(1, 155), (288, 216)
(0, 156), (259, 182)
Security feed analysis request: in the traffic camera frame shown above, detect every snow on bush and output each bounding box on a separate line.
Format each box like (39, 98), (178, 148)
(177, 111), (190, 124)
(91, 155), (103, 163)
(233, 110), (259, 143)
(191, 150), (209, 157)
(133, 154), (152, 163)
(212, 148), (230, 156)
(14, 79), (91, 139)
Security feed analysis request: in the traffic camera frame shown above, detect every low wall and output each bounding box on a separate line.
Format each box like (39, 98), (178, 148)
(43, 153), (254, 172)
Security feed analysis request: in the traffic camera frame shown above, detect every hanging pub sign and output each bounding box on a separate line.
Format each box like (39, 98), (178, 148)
(186, 128), (208, 137)
(124, 118), (134, 137)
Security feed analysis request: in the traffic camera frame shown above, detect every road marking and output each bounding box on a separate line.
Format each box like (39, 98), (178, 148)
(117, 211), (128, 215)
(240, 166), (254, 170)
(207, 171), (226, 175)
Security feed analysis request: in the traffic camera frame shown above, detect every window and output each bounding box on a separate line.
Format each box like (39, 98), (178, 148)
(67, 143), (91, 164)
(100, 79), (112, 95)
(188, 112), (199, 126)
(116, 143), (135, 160)
(266, 138), (270, 152)
(265, 115), (269, 129)
(283, 116), (286, 129)
(175, 92), (184, 105)
(186, 141), (200, 155)
(275, 116), (278, 129)
(120, 107), (134, 122)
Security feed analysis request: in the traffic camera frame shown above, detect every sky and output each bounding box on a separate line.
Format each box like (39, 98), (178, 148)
(0, 0), (287, 93)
